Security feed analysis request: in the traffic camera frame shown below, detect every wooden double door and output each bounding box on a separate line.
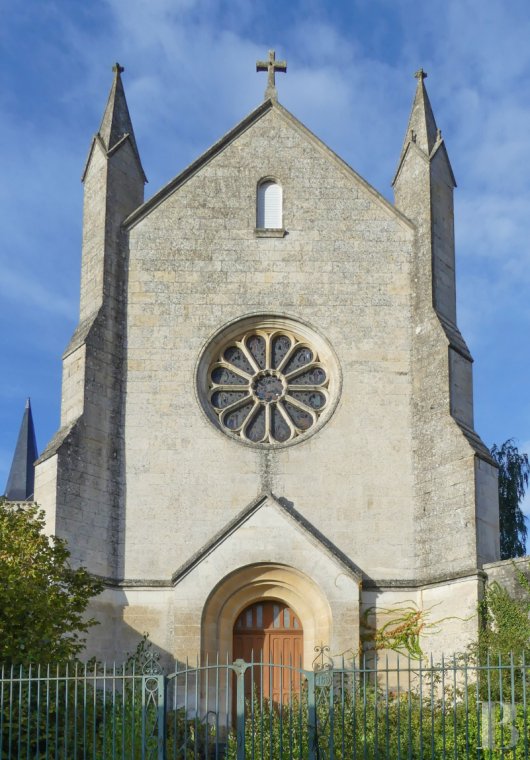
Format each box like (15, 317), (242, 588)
(233, 601), (303, 704)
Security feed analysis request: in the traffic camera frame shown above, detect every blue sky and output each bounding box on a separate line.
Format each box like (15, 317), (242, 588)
(2, 0), (530, 520)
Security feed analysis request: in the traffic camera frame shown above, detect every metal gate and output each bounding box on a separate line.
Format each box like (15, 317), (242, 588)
(162, 645), (338, 760)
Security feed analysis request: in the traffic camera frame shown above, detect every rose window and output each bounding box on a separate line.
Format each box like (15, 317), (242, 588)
(207, 328), (330, 444)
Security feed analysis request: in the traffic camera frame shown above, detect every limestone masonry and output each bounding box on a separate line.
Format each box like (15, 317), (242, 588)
(34, 58), (506, 665)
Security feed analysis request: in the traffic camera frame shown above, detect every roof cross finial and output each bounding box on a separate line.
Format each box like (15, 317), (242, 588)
(414, 67), (428, 83)
(256, 49), (287, 101)
(112, 62), (124, 76)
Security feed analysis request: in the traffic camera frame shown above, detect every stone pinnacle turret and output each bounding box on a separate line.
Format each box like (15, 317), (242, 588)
(82, 63), (147, 183)
(400, 68), (439, 158)
(99, 63), (140, 155)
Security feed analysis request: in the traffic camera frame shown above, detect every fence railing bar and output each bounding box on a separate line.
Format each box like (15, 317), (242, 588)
(267, 652), (273, 760)
(352, 652), (357, 760)
(408, 653), (413, 760)
(362, 651), (367, 760)
(463, 655), (469, 760)
(225, 652), (229, 760)
(184, 656), (189, 760)
(521, 652), (528, 760)
(452, 653), (457, 760)
(385, 653), (390, 760)
(298, 653), (303, 760)
(476, 655), (482, 760)
(17, 663), (22, 760)
(205, 652), (210, 760)
(250, 650), (255, 760)
(510, 652), (517, 760)
(416, 655), (422, 760)
(340, 657), (345, 760)
(25, 662), (31, 760)
(442, 652), (447, 760)
(214, 652), (219, 760)
(35, 665), (42, 760)
(194, 653), (199, 760)
(397, 653), (402, 760)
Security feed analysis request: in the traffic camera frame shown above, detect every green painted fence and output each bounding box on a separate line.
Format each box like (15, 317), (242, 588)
(1, 650), (529, 759)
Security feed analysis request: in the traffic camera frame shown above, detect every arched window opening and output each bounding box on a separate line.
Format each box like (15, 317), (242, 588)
(257, 180), (282, 229)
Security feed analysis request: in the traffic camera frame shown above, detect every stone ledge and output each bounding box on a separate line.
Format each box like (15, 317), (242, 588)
(254, 227), (286, 238)
(483, 556), (530, 571)
(363, 568), (486, 590)
(96, 567), (487, 591)
(1, 500), (36, 509)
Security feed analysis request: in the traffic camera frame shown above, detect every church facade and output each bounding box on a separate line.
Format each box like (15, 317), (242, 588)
(34, 56), (501, 665)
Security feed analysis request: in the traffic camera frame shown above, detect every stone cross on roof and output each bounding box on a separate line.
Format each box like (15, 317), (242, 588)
(414, 67), (428, 82)
(256, 49), (287, 101)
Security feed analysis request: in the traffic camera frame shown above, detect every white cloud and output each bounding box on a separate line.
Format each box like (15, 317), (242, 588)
(0, 266), (77, 320)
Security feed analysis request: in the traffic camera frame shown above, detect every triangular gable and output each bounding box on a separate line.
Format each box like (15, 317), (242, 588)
(124, 99), (413, 231)
(171, 492), (362, 585)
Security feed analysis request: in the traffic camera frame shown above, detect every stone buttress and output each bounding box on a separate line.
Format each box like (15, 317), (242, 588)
(34, 65), (146, 578)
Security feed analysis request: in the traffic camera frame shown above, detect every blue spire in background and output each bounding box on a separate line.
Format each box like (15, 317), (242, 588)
(4, 398), (38, 500)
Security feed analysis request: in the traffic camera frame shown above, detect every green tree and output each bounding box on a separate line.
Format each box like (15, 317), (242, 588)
(491, 439), (529, 559)
(0, 498), (103, 664)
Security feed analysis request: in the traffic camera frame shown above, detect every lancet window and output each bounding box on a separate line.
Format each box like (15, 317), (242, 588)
(257, 180), (282, 229)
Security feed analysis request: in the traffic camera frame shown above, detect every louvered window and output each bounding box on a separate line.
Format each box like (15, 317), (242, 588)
(257, 181), (282, 229)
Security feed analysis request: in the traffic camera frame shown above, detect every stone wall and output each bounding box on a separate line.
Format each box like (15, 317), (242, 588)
(121, 104), (416, 586)
(484, 556), (530, 599)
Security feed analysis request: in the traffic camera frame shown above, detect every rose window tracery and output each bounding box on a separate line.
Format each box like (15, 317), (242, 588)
(207, 328), (330, 444)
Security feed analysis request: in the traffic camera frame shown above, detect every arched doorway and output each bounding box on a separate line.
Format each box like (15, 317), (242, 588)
(233, 600), (303, 704)
(201, 563), (332, 669)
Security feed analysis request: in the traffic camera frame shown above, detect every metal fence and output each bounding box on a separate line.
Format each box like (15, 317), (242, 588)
(1, 650), (529, 759)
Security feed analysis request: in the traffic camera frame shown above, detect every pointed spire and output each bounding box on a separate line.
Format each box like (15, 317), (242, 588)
(400, 68), (439, 158)
(98, 63), (140, 155)
(82, 62), (146, 184)
(4, 398), (39, 501)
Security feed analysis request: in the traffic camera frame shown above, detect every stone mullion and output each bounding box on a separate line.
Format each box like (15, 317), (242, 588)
(275, 340), (300, 374)
(264, 403), (272, 443)
(214, 392), (252, 414)
(239, 341), (260, 374)
(285, 361), (326, 383)
(276, 401), (297, 439)
(283, 394), (317, 419)
(263, 331), (273, 370)
(240, 402), (262, 440)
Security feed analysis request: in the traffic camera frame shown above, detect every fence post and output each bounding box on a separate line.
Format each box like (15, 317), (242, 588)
(141, 674), (165, 760)
(139, 648), (166, 760)
(232, 659), (249, 760)
(158, 675), (166, 760)
(307, 671), (317, 760)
